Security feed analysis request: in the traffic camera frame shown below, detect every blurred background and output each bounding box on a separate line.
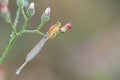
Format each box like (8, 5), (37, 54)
(0, 0), (120, 80)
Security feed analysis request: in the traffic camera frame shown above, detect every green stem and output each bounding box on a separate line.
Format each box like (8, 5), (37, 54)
(24, 30), (45, 36)
(0, 19), (18, 64)
(0, 35), (17, 64)
(18, 19), (29, 36)
(18, 8), (29, 36)
(9, 22), (17, 36)
(37, 22), (44, 30)
(21, 8), (27, 20)
(14, 7), (21, 29)
(23, 19), (29, 30)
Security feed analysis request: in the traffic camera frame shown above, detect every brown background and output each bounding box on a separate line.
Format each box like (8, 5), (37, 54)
(0, 0), (120, 80)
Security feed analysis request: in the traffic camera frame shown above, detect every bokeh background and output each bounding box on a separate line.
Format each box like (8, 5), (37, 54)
(0, 0), (120, 80)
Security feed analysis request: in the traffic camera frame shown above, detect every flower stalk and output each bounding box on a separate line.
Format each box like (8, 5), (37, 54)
(0, 34), (17, 64)
(0, 0), (72, 70)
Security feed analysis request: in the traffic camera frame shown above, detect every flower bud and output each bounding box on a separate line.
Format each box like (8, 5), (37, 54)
(17, 0), (24, 8)
(29, 2), (34, 10)
(41, 7), (51, 24)
(64, 23), (72, 29)
(60, 23), (72, 33)
(0, 2), (11, 22)
(26, 2), (35, 17)
(44, 7), (50, 16)
(0, 2), (8, 13)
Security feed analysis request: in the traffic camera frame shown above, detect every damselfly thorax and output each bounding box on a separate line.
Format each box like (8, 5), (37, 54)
(47, 22), (61, 39)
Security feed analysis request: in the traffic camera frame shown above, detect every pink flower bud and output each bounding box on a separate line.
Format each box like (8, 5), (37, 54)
(26, 2), (35, 17)
(0, 2), (8, 13)
(0, 2), (11, 22)
(64, 23), (72, 29)
(29, 2), (35, 10)
(0, 2), (7, 8)
(40, 7), (51, 24)
(44, 7), (51, 15)
(60, 23), (72, 33)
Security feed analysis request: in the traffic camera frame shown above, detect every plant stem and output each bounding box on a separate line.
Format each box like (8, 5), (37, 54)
(18, 8), (29, 36)
(9, 22), (17, 36)
(21, 8), (27, 20)
(14, 7), (21, 29)
(37, 22), (44, 30)
(0, 35), (17, 64)
(24, 30), (45, 36)
(23, 19), (29, 30)
(0, 18), (18, 64)
(18, 19), (29, 36)
(0, 5), (48, 64)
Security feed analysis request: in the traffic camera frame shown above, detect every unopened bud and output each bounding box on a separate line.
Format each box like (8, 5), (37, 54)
(29, 2), (34, 10)
(60, 23), (72, 33)
(44, 7), (50, 16)
(41, 7), (51, 24)
(26, 2), (35, 17)
(0, 2), (8, 13)
(0, 2), (11, 22)
(64, 23), (72, 29)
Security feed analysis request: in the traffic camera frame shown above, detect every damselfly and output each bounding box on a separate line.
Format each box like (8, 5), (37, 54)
(16, 22), (62, 75)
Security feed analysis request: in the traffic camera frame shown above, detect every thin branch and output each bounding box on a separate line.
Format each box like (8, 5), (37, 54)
(0, 35), (17, 64)
(8, 22), (17, 36)
(24, 30), (45, 36)
(14, 7), (21, 29)
(21, 8), (27, 20)
(37, 22), (44, 30)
